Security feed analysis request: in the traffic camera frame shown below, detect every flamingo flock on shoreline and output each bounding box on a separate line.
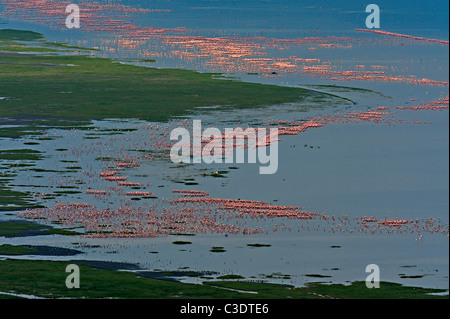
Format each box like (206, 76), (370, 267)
(18, 192), (449, 238)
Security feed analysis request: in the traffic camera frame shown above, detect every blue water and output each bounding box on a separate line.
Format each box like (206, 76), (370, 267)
(2, 0), (448, 37)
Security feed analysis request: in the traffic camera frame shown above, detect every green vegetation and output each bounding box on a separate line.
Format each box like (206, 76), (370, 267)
(0, 126), (44, 138)
(0, 221), (47, 237)
(161, 271), (203, 278)
(53, 190), (82, 194)
(0, 158), (44, 211)
(203, 280), (448, 299)
(0, 221), (82, 237)
(300, 281), (448, 299)
(0, 259), (251, 299)
(45, 228), (83, 236)
(210, 246), (227, 253)
(0, 184), (41, 211)
(0, 121), (91, 139)
(0, 244), (38, 255)
(0, 149), (42, 161)
(304, 274), (332, 278)
(262, 272), (291, 279)
(1, 30), (346, 124)
(172, 241), (192, 245)
(0, 29), (97, 52)
(0, 259), (446, 299)
(30, 168), (62, 173)
(0, 29), (44, 41)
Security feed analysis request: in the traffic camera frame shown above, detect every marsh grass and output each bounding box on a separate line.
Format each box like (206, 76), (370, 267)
(1, 30), (346, 124)
(0, 259), (446, 299)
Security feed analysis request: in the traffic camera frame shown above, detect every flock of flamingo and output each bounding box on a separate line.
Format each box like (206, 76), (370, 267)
(15, 94), (449, 240)
(355, 29), (450, 46)
(19, 187), (449, 238)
